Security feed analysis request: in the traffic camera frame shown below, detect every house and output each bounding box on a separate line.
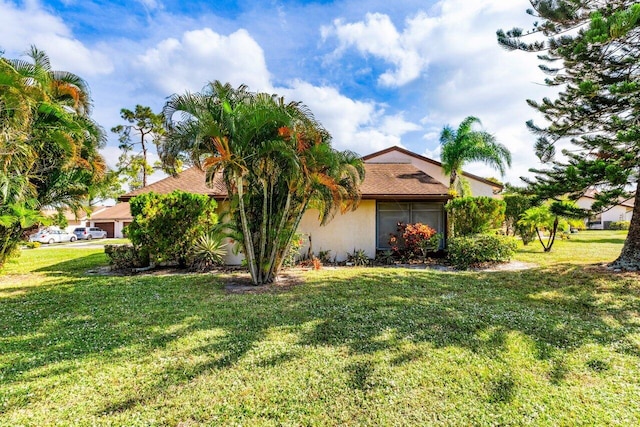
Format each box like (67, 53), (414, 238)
(41, 206), (109, 233)
(575, 189), (634, 229)
(95, 146), (502, 263)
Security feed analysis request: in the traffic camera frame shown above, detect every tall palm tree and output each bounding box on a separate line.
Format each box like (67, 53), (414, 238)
(0, 47), (107, 270)
(4, 46), (107, 209)
(161, 81), (364, 285)
(440, 116), (511, 197)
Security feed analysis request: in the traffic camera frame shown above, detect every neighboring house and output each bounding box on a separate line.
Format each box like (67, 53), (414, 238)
(576, 189), (634, 229)
(41, 206), (109, 233)
(96, 146), (503, 263)
(89, 203), (134, 238)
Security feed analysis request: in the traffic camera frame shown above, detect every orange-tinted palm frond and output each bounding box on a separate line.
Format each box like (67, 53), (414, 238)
(315, 172), (341, 205)
(278, 126), (291, 141)
(203, 136), (232, 169)
(52, 81), (82, 110)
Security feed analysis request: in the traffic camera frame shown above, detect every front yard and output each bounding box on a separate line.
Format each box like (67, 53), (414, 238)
(1, 231), (639, 425)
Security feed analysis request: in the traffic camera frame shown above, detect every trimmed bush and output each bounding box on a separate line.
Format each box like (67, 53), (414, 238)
(446, 196), (506, 237)
(610, 221), (630, 230)
(504, 193), (537, 244)
(126, 191), (219, 267)
(24, 241), (41, 249)
(447, 234), (518, 269)
(104, 244), (149, 271)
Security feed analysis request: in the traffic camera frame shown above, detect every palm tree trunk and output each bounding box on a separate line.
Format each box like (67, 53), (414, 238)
(272, 201), (309, 280)
(235, 175), (259, 284)
(257, 178), (269, 283)
(266, 191), (292, 281)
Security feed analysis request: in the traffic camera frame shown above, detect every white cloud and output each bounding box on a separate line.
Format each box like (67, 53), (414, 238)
(278, 80), (420, 156)
(321, 0), (554, 185)
(136, 28), (272, 95)
(137, 0), (161, 11)
(0, 0), (113, 76)
(322, 12), (427, 87)
(322, 0), (536, 88)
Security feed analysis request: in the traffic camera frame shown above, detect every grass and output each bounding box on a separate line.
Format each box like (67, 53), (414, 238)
(1, 230), (639, 425)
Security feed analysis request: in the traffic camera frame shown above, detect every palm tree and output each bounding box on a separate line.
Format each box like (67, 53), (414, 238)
(440, 116), (511, 197)
(161, 81), (364, 285)
(4, 46), (107, 210)
(0, 47), (107, 270)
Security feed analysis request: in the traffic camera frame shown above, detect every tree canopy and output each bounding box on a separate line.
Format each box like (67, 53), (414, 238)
(160, 81), (364, 285)
(498, 0), (640, 269)
(0, 46), (107, 268)
(111, 105), (165, 190)
(439, 116), (511, 197)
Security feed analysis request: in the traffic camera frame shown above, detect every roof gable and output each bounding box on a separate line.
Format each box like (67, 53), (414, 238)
(361, 163), (449, 199)
(119, 167), (226, 202)
(363, 146), (503, 189)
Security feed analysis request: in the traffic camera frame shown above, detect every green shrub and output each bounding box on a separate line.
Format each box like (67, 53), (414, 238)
(104, 244), (149, 271)
(504, 193), (537, 244)
(610, 221), (630, 230)
(446, 197), (506, 237)
(24, 241), (41, 249)
(126, 191), (218, 267)
(283, 233), (304, 267)
(317, 250), (333, 264)
(447, 234), (518, 269)
(347, 248), (369, 266)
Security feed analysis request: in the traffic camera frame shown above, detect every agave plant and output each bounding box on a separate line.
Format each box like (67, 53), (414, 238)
(191, 232), (227, 271)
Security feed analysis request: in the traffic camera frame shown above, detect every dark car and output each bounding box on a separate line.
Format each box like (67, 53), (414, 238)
(73, 226), (108, 240)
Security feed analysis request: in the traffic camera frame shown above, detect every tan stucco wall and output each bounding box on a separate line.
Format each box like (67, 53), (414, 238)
(298, 200), (377, 262)
(364, 151), (497, 197)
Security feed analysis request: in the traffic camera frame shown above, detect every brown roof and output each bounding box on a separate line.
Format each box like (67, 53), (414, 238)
(583, 189), (635, 209)
(361, 163), (450, 200)
(118, 160), (450, 202)
(91, 202), (132, 220)
(119, 167), (226, 201)
(362, 146), (504, 189)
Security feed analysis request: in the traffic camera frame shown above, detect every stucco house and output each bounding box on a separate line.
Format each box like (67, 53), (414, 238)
(576, 189), (634, 229)
(93, 146), (502, 263)
(41, 206), (109, 233)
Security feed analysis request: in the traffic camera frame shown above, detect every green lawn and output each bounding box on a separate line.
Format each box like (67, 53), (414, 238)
(1, 231), (639, 425)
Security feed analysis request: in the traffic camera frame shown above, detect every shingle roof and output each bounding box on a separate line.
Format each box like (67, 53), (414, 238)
(118, 162), (450, 201)
(583, 189), (635, 208)
(362, 145), (504, 189)
(90, 202), (132, 220)
(361, 163), (450, 199)
(119, 167), (227, 201)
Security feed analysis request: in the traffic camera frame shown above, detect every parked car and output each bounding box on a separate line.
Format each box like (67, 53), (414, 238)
(73, 226), (108, 240)
(29, 229), (77, 244)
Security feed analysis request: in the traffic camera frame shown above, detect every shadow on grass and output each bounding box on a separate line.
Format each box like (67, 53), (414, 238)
(1, 259), (639, 415)
(33, 252), (109, 277)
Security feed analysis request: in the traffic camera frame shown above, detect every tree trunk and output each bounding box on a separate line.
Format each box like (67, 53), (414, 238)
(610, 182), (640, 271)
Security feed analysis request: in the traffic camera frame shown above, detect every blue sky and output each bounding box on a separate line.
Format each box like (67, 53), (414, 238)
(1, 0), (556, 185)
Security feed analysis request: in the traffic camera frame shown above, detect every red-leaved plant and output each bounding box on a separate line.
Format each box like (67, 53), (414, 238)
(389, 222), (437, 261)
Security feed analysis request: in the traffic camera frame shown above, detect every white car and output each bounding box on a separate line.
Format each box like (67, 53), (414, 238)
(29, 229), (77, 244)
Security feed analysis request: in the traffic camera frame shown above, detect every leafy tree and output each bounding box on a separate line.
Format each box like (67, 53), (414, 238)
(126, 191), (219, 267)
(2, 47), (107, 209)
(111, 105), (165, 190)
(160, 81), (364, 285)
(445, 196), (506, 237)
(504, 192), (538, 244)
(498, 1), (640, 269)
(440, 116), (512, 197)
(519, 201), (585, 252)
(0, 47), (107, 269)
